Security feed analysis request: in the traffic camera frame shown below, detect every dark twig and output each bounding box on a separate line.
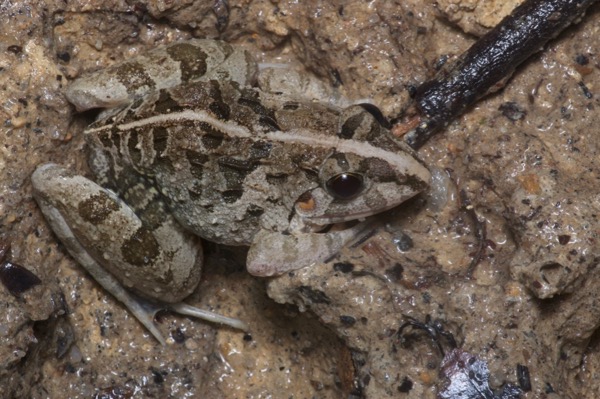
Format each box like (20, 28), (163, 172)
(394, 0), (599, 149)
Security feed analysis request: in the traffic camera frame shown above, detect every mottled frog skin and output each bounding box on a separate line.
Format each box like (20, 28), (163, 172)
(32, 39), (430, 343)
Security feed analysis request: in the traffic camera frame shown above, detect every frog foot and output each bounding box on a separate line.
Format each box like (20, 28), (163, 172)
(86, 269), (248, 345)
(116, 291), (249, 345)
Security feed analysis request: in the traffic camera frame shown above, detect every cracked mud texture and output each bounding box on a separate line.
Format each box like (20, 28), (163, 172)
(0, 0), (598, 398)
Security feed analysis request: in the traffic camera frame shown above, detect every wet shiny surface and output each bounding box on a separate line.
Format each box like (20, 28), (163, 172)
(0, 0), (599, 398)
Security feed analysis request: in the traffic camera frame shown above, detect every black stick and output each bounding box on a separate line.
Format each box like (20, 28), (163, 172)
(397, 0), (599, 149)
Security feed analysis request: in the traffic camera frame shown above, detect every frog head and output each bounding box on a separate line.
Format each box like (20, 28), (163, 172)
(293, 104), (431, 229)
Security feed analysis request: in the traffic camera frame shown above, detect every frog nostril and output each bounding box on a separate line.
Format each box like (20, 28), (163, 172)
(325, 173), (364, 200)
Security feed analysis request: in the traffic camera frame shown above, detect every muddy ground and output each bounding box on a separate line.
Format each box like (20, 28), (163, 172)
(0, 0), (599, 398)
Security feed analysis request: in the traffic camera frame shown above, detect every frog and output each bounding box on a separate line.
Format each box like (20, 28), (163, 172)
(31, 39), (431, 344)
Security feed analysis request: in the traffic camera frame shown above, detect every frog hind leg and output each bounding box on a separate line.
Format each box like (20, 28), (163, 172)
(32, 163), (247, 345)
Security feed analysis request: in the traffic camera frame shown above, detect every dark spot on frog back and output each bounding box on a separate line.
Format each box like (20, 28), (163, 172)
(257, 115), (281, 131)
(194, 82), (231, 121)
(222, 189), (244, 203)
(184, 150), (206, 200)
(218, 156), (259, 197)
(153, 90), (185, 115)
(166, 42), (211, 82)
(219, 156), (258, 173)
(186, 150), (209, 180)
(338, 104), (389, 140)
(152, 126), (169, 154)
(339, 113), (365, 139)
(249, 140), (272, 159)
(198, 122), (225, 149)
(77, 192), (120, 224)
(237, 94), (280, 131)
(208, 100), (231, 120)
(245, 204), (264, 217)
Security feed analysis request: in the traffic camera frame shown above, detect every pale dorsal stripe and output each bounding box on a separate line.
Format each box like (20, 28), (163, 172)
(87, 109), (429, 181)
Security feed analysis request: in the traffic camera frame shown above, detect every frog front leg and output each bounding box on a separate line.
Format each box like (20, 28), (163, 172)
(32, 163), (247, 345)
(247, 221), (376, 277)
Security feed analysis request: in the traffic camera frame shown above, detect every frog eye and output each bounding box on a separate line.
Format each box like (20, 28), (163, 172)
(325, 173), (365, 200)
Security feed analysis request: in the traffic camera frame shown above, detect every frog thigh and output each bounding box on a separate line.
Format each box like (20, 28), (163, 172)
(31, 163), (202, 303)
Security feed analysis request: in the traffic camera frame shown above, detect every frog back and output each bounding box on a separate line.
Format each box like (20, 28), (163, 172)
(85, 80), (429, 246)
